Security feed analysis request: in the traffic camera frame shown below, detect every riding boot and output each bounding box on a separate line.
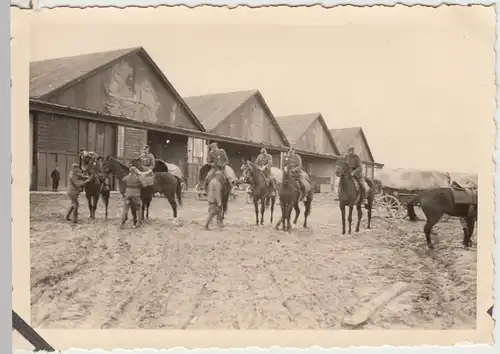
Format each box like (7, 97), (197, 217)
(65, 207), (73, 221)
(71, 207), (78, 224)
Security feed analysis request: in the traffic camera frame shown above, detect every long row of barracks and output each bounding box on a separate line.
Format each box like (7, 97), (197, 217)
(29, 47), (384, 192)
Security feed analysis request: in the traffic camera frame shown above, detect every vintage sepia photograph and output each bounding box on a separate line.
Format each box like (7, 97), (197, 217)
(20, 4), (494, 343)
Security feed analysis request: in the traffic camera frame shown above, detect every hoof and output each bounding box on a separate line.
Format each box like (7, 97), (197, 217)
(428, 243), (435, 250)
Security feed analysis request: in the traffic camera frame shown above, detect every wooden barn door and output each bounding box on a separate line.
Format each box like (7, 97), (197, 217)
(35, 113), (79, 191)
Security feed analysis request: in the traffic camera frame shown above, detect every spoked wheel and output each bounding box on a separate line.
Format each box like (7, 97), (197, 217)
(376, 194), (402, 219)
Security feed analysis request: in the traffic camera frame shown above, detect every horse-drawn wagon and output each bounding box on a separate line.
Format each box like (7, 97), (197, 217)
(374, 169), (452, 219)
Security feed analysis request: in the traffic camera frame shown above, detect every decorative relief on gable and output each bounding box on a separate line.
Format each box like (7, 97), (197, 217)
(104, 61), (160, 122)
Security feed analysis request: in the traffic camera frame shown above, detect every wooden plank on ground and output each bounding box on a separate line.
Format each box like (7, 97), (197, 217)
(343, 281), (410, 327)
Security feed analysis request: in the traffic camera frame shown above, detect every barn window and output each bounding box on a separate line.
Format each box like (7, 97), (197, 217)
(117, 126), (125, 157)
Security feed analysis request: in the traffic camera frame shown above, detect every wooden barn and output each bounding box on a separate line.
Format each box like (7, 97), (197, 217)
(184, 90), (290, 177)
(276, 113), (340, 191)
(328, 127), (383, 180)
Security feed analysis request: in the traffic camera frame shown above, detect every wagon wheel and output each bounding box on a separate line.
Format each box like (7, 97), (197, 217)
(376, 194), (402, 219)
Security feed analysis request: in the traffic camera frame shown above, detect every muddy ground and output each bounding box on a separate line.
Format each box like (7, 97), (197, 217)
(30, 192), (477, 329)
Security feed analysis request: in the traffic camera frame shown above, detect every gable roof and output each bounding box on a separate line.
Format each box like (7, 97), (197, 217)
(184, 89), (290, 146)
(276, 113), (340, 155)
(329, 126), (375, 162)
(29, 47), (206, 131)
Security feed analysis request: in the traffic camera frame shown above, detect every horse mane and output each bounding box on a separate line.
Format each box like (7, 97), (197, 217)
(105, 156), (130, 172)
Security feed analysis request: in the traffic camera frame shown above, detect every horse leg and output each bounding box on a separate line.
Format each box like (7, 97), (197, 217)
(166, 194), (179, 225)
(87, 194), (93, 219)
(260, 198), (265, 225)
(423, 213), (441, 250)
(92, 194), (99, 220)
(464, 217), (475, 248)
(101, 191), (109, 220)
(292, 202), (300, 227)
(366, 196), (372, 229)
(253, 198), (260, 225)
(347, 206), (354, 234)
(303, 198), (311, 229)
(340, 203), (346, 235)
(281, 203), (288, 231)
(269, 196), (275, 224)
(355, 202), (363, 233)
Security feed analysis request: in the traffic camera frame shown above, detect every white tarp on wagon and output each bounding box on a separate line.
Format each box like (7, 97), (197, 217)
(377, 168), (451, 191)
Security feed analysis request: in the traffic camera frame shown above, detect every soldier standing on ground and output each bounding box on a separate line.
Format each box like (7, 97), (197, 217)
(66, 163), (91, 224)
(120, 166), (144, 229)
(51, 165), (60, 192)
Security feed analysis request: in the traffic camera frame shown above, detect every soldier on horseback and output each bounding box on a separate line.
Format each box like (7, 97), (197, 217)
(136, 144), (155, 187)
(343, 145), (371, 200)
(255, 147), (276, 196)
(203, 142), (231, 195)
(283, 147), (306, 201)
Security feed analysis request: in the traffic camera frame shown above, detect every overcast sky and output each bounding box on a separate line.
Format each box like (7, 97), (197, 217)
(29, 6), (496, 174)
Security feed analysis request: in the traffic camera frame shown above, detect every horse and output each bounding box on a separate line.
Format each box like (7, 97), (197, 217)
(406, 186), (477, 249)
(275, 166), (313, 231)
(204, 170), (228, 230)
(240, 160), (280, 225)
(102, 156), (183, 223)
(334, 159), (374, 235)
(79, 153), (110, 220)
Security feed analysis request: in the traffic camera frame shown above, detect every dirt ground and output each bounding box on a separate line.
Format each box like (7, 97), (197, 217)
(30, 192), (477, 330)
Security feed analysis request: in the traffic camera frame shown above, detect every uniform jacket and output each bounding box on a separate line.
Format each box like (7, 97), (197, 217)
(207, 148), (229, 168)
(51, 169), (60, 181)
(122, 173), (142, 197)
(138, 153), (155, 170)
(67, 169), (88, 196)
(344, 153), (362, 174)
(255, 153), (273, 168)
(283, 153), (303, 170)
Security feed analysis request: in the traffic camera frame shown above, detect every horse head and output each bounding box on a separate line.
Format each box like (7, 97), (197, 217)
(335, 159), (353, 178)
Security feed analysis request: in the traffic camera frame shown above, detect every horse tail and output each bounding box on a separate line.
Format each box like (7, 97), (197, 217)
(406, 195), (421, 222)
(175, 176), (183, 207)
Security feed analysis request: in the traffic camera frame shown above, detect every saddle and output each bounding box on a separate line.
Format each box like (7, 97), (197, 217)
(450, 181), (477, 205)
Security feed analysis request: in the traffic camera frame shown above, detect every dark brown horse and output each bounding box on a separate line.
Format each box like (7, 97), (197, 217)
(79, 153), (110, 220)
(406, 187), (477, 249)
(102, 156), (183, 223)
(335, 159), (374, 234)
(275, 166), (313, 231)
(240, 160), (278, 225)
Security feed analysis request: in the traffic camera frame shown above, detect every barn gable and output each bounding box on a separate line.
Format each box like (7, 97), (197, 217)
(184, 90), (289, 146)
(329, 127), (375, 162)
(30, 47), (205, 131)
(276, 113), (339, 155)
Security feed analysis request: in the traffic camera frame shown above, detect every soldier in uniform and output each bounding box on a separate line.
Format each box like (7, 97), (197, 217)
(344, 145), (371, 199)
(203, 142), (231, 195)
(137, 144), (155, 187)
(255, 147), (275, 195)
(283, 147), (306, 200)
(120, 166), (144, 228)
(66, 163), (91, 224)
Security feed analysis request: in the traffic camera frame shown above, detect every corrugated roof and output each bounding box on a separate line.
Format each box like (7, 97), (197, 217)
(276, 113), (340, 155)
(329, 126), (375, 162)
(30, 47), (139, 99)
(183, 90), (257, 131)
